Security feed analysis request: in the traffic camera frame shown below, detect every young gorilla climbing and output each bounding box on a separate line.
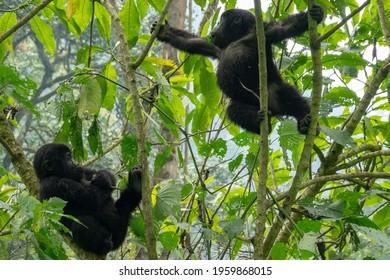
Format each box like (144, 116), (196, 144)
(33, 143), (142, 255)
(151, 5), (324, 134)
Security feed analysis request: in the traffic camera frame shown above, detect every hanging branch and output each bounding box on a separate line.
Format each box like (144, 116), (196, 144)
(252, 0), (269, 260)
(0, 0), (54, 43)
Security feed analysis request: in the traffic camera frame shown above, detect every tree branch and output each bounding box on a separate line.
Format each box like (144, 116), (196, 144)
(300, 172), (390, 189)
(0, 112), (40, 196)
(253, 0), (269, 260)
(0, 0), (54, 44)
(376, 0), (390, 47)
(132, 0), (174, 68)
(264, 0), (323, 258)
(317, 0), (371, 43)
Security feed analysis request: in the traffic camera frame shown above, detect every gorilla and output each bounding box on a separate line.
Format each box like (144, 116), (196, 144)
(151, 5), (324, 134)
(33, 143), (142, 255)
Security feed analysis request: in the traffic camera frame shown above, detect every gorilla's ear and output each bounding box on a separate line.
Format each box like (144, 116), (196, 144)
(43, 160), (54, 171)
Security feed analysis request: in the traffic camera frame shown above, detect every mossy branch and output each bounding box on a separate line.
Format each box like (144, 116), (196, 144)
(253, 0), (269, 260)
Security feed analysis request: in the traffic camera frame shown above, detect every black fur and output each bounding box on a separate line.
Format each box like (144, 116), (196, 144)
(151, 5), (324, 134)
(33, 143), (142, 255)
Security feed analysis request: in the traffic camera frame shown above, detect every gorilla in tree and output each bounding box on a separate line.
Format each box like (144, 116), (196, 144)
(33, 143), (142, 255)
(151, 5), (324, 134)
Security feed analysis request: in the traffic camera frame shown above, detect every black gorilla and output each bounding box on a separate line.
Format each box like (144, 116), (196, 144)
(33, 143), (142, 255)
(151, 5), (324, 134)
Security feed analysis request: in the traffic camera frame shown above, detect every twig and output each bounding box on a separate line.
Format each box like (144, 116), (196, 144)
(317, 0), (371, 43)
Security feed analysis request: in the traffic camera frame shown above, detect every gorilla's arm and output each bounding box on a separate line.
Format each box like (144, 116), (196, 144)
(39, 177), (104, 209)
(265, 5), (323, 44)
(107, 166), (142, 249)
(115, 166), (142, 217)
(151, 22), (221, 59)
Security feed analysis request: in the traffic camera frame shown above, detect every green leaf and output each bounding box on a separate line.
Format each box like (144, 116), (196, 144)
(278, 119), (305, 150)
(298, 232), (318, 255)
(101, 62), (117, 110)
(0, 65), (38, 115)
(76, 45), (106, 66)
(158, 231), (179, 250)
(136, 0), (148, 19)
(233, 131), (257, 147)
(0, 12), (17, 61)
(220, 219), (244, 240)
(95, 2), (111, 43)
(88, 118), (103, 155)
(78, 78), (102, 118)
(148, 0), (164, 12)
(323, 86), (360, 106)
(69, 116), (86, 161)
(119, 0), (140, 49)
(191, 105), (211, 138)
(30, 16), (55, 55)
(322, 53), (368, 68)
(297, 219), (322, 233)
(298, 200), (345, 220)
(194, 0), (207, 9)
(130, 215), (146, 241)
(193, 58), (221, 111)
(121, 136), (138, 169)
(19, 195), (39, 216)
(154, 146), (173, 175)
(199, 138), (227, 158)
(228, 154), (243, 172)
(373, 204), (390, 229)
(345, 216), (380, 230)
(351, 224), (390, 248)
(154, 181), (181, 220)
(73, 0), (92, 34)
(271, 242), (287, 260)
(320, 126), (357, 147)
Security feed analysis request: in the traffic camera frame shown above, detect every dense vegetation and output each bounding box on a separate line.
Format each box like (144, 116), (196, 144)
(0, 0), (390, 260)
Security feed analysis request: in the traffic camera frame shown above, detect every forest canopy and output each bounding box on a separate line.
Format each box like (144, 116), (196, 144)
(0, 0), (390, 260)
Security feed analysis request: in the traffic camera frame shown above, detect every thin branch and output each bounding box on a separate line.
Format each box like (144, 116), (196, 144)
(264, 0), (323, 258)
(132, 0), (174, 69)
(300, 172), (390, 189)
(329, 150), (390, 173)
(317, 0), (371, 43)
(376, 0), (390, 47)
(253, 0), (269, 260)
(0, 0), (54, 44)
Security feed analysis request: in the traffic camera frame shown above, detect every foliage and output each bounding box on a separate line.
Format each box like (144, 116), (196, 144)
(0, 0), (390, 260)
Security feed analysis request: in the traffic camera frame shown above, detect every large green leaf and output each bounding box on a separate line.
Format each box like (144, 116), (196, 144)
(322, 53), (368, 68)
(148, 0), (164, 12)
(320, 126), (357, 147)
(78, 78), (102, 118)
(119, 0), (140, 49)
(88, 117), (103, 155)
(73, 0), (92, 34)
(0, 12), (17, 61)
(100, 62), (117, 110)
(153, 181), (181, 221)
(30, 16), (55, 55)
(158, 231), (179, 250)
(95, 2), (111, 43)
